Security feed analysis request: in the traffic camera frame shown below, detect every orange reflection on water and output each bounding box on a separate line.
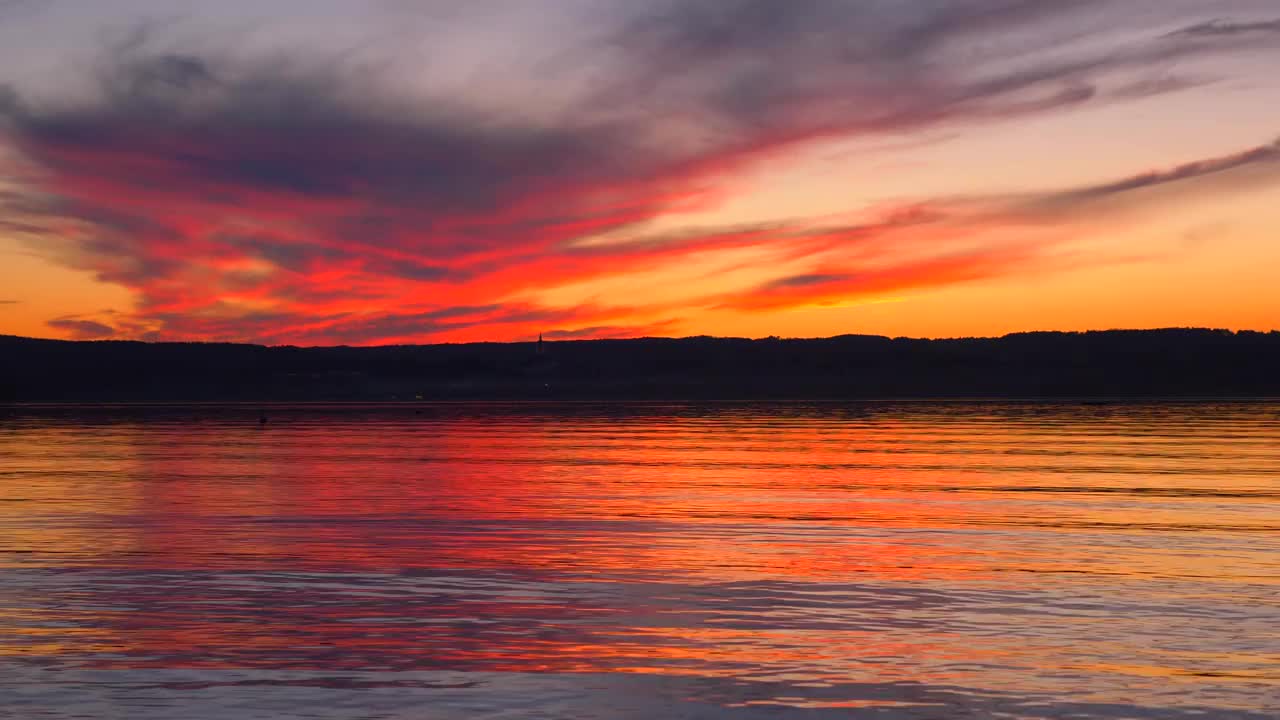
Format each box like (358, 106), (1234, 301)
(94, 416), (1004, 585)
(1, 404), (1277, 707)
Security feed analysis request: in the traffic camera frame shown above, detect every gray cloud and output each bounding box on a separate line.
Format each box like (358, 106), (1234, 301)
(1169, 18), (1280, 38)
(5, 53), (630, 211)
(0, 0), (40, 16)
(1020, 138), (1280, 214)
(765, 273), (851, 290)
(46, 317), (116, 339)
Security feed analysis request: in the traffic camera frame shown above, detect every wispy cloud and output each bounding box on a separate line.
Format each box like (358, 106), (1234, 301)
(1012, 138), (1280, 215)
(46, 317), (117, 340)
(706, 138), (1280, 313)
(1168, 18), (1280, 38)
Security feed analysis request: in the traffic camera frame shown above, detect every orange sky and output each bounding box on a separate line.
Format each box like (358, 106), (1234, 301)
(1, 2), (1278, 345)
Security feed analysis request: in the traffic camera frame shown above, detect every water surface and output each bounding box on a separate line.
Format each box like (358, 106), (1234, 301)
(1, 402), (1277, 718)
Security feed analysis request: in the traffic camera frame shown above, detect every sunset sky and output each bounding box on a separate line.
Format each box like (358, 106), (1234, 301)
(1, 0), (1277, 345)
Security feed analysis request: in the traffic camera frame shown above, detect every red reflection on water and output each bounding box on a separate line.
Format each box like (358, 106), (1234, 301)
(106, 416), (996, 583)
(3, 405), (1276, 690)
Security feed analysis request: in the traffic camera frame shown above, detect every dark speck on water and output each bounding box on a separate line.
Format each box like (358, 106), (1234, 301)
(1, 401), (1277, 719)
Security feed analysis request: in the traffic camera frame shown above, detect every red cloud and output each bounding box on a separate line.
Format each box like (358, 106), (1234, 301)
(713, 249), (1045, 313)
(2, 6), (1278, 344)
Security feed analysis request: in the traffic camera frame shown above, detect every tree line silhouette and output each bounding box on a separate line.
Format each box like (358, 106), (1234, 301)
(2, 328), (1278, 402)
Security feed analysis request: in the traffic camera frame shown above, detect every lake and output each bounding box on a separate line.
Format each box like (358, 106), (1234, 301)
(1, 402), (1277, 718)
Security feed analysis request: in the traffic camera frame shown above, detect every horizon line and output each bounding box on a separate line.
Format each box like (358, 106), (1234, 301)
(4, 326), (1278, 350)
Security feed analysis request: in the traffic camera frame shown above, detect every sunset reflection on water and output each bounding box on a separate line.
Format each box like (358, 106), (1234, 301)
(1, 403), (1277, 718)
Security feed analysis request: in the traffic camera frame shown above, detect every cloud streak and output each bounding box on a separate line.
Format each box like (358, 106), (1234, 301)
(708, 136), (1280, 312)
(46, 317), (117, 340)
(1169, 18), (1280, 38)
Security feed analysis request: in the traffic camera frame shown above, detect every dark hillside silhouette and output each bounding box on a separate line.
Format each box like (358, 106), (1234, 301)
(2, 329), (1278, 402)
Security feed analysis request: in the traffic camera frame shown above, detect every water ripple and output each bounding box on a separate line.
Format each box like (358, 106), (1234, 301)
(1, 402), (1277, 718)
